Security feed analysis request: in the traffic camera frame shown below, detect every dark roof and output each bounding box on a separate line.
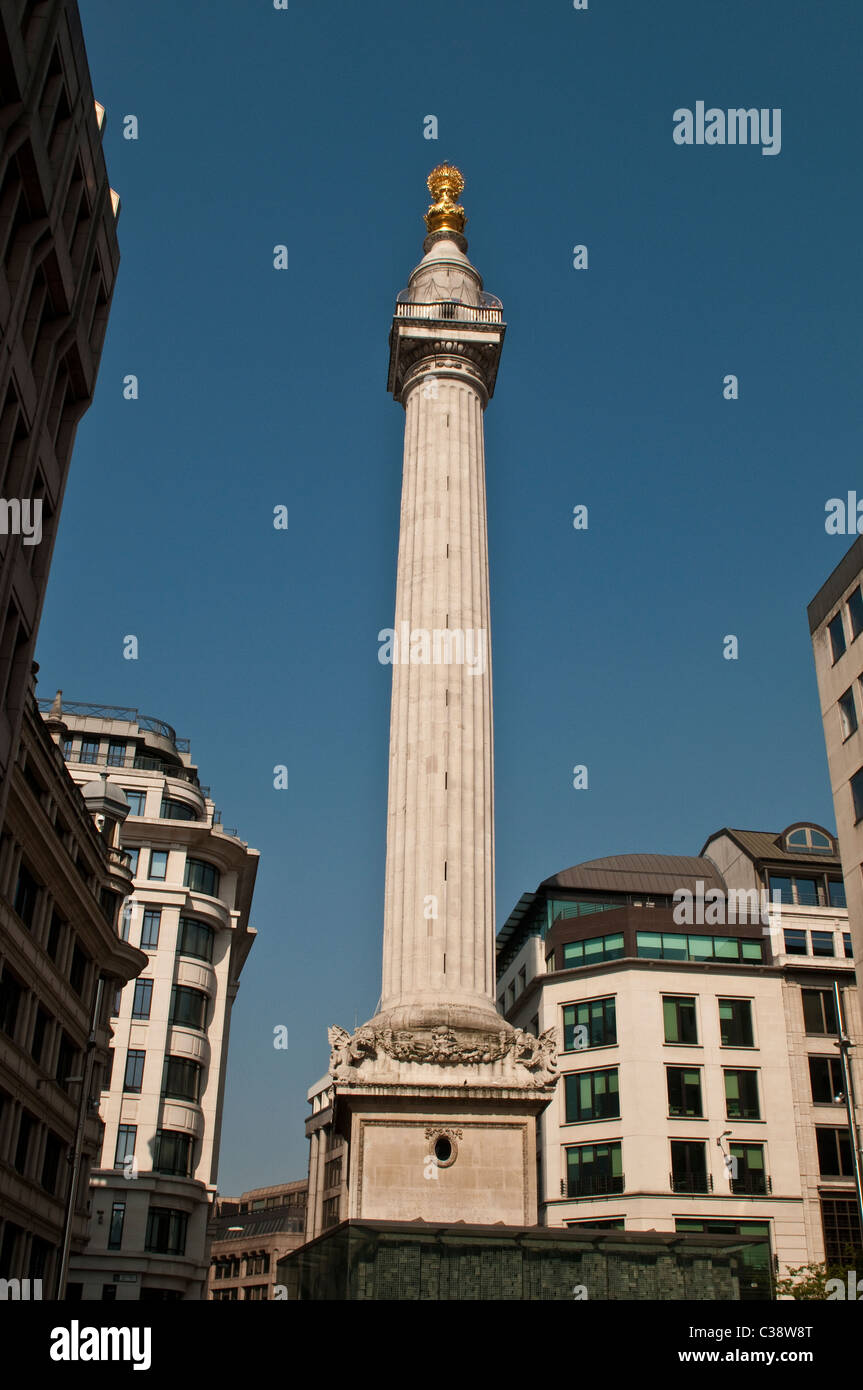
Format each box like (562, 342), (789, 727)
(540, 853), (725, 895)
(808, 534), (863, 634)
(702, 826), (840, 866)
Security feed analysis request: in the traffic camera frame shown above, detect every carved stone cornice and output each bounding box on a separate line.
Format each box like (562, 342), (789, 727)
(388, 318), (505, 404)
(327, 1020), (558, 1090)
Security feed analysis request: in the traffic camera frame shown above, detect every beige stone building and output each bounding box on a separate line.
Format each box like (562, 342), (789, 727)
(0, 679), (145, 1294)
(206, 1181), (307, 1300)
(47, 698), (258, 1300)
(0, 0), (120, 835)
(496, 827), (862, 1289)
(809, 535), (863, 969)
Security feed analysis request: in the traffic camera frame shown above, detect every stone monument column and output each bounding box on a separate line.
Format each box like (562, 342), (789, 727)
(325, 168), (556, 1228)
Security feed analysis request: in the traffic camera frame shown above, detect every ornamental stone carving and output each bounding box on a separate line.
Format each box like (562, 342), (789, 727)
(328, 1021), (558, 1087)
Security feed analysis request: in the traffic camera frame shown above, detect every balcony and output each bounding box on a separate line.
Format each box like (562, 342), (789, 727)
(563, 1174), (625, 1199)
(670, 1172), (714, 1194)
(394, 299), (503, 325)
(730, 1174), (772, 1196)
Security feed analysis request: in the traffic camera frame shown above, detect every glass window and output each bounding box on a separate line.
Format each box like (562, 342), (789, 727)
(561, 933), (624, 968)
(719, 998), (754, 1047)
(675, 1218), (771, 1298)
(803, 988), (839, 1035)
(111, 984), (123, 1017)
(794, 878), (819, 907)
(562, 997), (616, 1050)
(80, 738), (100, 765)
(153, 1130), (192, 1177)
(140, 908), (161, 949)
(108, 1201), (125, 1250)
(170, 985), (207, 1031)
(816, 1127), (854, 1177)
(783, 929), (808, 955)
(852, 769), (863, 824)
(184, 858), (220, 896)
(132, 979), (152, 1020)
(811, 931), (835, 958)
(829, 612), (847, 663)
(145, 1208), (188, 1256)
(124, 790), (146, 816)
(160, 798), (198, 821)
(107, 742), (127, 768)
(123, 1049), (145, 1093)
(163, 1056), (202, 1102)
(670, 1140), (709, 1192)
(565, 1141), (623, 1198)
(663, 996), (697, 1045)
(724, 1069), (760, 1119)
(809, 1055), (844, 1105)
(667, 1067), (703, 1118)
(843, 933), (853, 959)
(178, 917), (215, 963)
(729, 1143), (767, 1194)
(829, 879), (847, 908)
(740, 940), (763, 961)
(13, 863), (39, 927)
(839, 687), (858, 740)
(848, 586), (863, 641)
(114, 1124), (136, 1168)
(636, 931), (662, 959)
(126, 848), (139, 876)
(769, 876), (792, 904)
(149, 850), (168, 881)
(821, 1198), (863, 1265)
(563, 1067), (619, 1123)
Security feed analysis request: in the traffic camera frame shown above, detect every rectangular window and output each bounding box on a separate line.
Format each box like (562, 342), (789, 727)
(140, 908), (161, 949)
(123, 1049), (145, 1093)
(719, 998), (754, 1047)
(563, 1067), (619, 1123)
(126, 847), (139, 876)
(108, 1202), (125, 1250)
(184, 858), (219, 896)
(670, 1139), (709, 1193)
(811, 931), (836, 958)
(114, 1124), (136, 1169)
(131, 979), (153, 1020)
(724, 1069), (761, 1120)
(145, 1208), (188, 1256)
(809, 1055), (844, 1105)
(821, 1197), (863, 1265)
(178, 917), (215, 963)
(562, 997), (616, 1050)
(829, 612), (847, 663)
(169, 985), (207, 1031)
(119, 901), (132, 942)
(839, 687), (858, 740)
(565, 1140), (623, 1198)
(803, 988), (839, 1035)
(667, 1066), (703, 1118)
(111, 984), (123, 1017)
(69, 943), (89, 996)
(13, 863), (39, 927)
(843, 933), (853, 959)
(816, 1127), (854, 1178)
(852, 768), (863, 825)
(79, 738), (100, 765)
(768, 875), (793, 905)
(636, 932), (762, 964)
(152, 1130), (192, 1177)
(163, 1056), (201, 1102)
(41, 1132), (64, 1195)
(794, 877), (820, 908)
(107, 741), (127, 767)
(783, 929), (808, 955)
(829, 879), (848, 909)
(561, 933), (624, 968)
(125, 790), (146, 816)
(848, 586), (863, 641)
(730, 1142), (767, 1195)
(0, 970), (22, 1039)
(149, 850), (168, 882)
(663, 996), (697, 1045)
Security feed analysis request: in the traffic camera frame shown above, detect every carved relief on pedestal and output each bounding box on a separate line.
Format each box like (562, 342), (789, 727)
(327, 1021), (558, 1088)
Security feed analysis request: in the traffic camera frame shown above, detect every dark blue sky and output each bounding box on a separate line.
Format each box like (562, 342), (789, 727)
(38, 0), (862, 1190)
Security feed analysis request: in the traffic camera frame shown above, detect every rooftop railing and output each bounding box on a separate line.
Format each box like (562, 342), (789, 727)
(395, 300), (503, 324)
(37, 698), (190, 751)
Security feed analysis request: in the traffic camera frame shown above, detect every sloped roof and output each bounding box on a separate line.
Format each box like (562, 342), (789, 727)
(702, 827), (841, 866)
(540, 853), (725, 895)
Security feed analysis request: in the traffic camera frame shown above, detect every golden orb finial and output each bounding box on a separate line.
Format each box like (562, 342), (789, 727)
(424, 163), (466, 236)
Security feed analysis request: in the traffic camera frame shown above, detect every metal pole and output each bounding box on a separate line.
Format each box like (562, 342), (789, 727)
(55, 976), (104, 1299)
(833, 980), (863, 1256)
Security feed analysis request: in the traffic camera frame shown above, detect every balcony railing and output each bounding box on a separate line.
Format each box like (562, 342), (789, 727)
(730, 1174), (772, 1196)
(563, 1174), (625, 1199)
(37, 698), (190, 751)
(394, 300), (503, 325)
(670, 1172), (714, 1194)
(62, 747), (206, 793)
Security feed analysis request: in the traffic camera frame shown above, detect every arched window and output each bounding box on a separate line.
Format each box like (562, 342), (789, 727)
(784, 827), (833, 853)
